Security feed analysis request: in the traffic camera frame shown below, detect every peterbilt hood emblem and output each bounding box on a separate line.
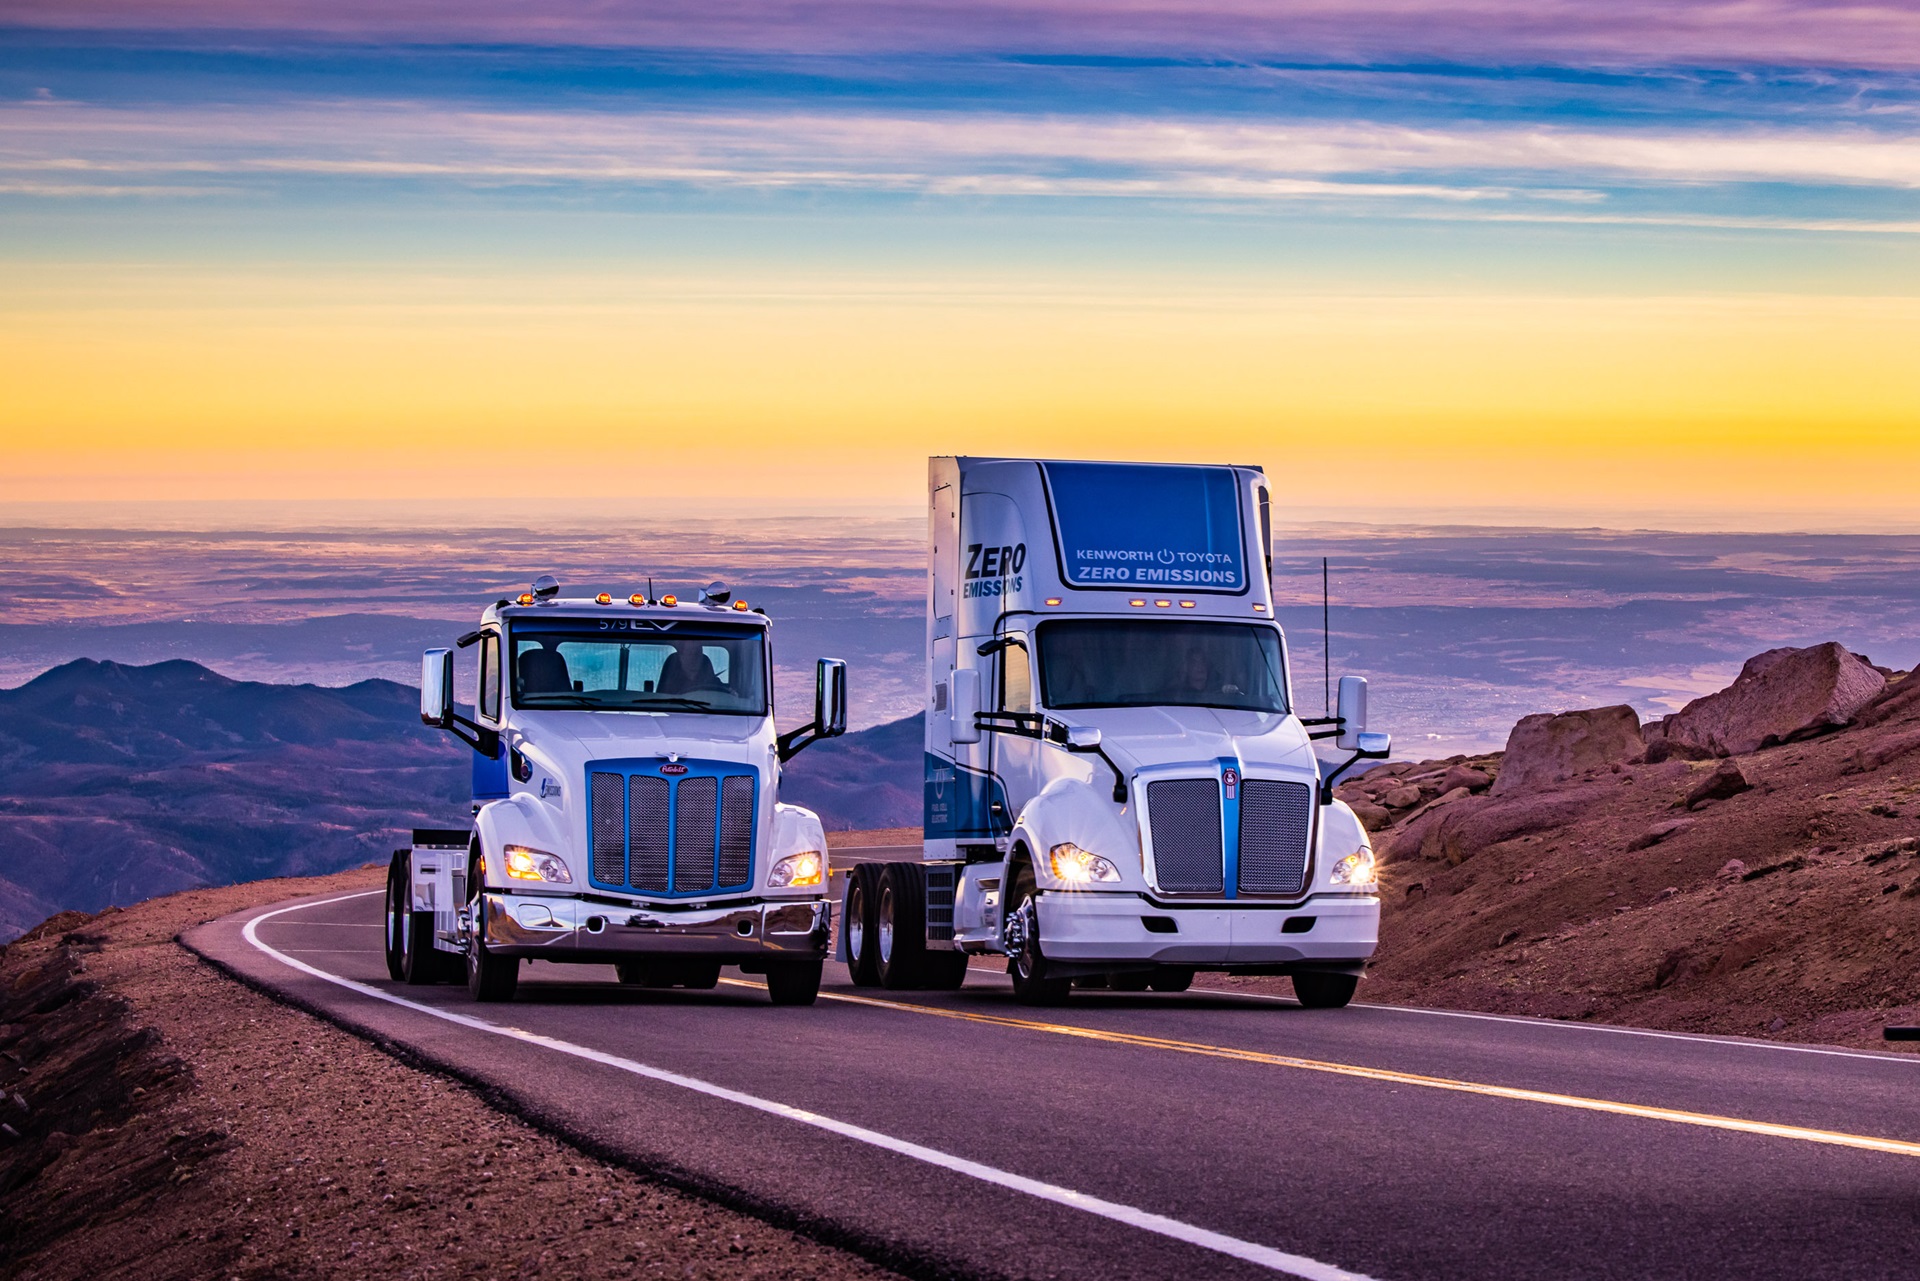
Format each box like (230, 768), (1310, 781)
(660, 762), (689, 775)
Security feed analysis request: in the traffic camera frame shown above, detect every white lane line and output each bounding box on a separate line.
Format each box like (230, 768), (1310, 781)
(239, 892), (1377, 1281)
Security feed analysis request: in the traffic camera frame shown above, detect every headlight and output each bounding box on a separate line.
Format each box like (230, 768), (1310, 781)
(1330, 849), (1376, 887)
(769, 850), (825, 888)
(503, 845), (573, 884)
(1050, 843), (1121, 884)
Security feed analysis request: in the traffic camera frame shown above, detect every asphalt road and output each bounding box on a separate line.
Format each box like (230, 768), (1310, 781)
(187, 879), (1920, 1281)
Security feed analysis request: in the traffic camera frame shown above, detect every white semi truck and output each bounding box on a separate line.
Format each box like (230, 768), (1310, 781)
(390, 576), (846, 1004)
(842, 457), (1389, 1006)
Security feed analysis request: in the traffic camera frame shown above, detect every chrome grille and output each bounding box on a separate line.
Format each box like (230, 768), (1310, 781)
(628, 776), (671, 891)
(1147, 778), (1224, 895)
(587, 763), (756, 895)
(1238, 780), (1313, 896)
(672, 776), (719, 891)
(718, 775), (754, 886)
(591, 772), (627, 884)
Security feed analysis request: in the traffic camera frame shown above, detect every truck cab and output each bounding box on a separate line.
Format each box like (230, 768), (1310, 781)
(392, 577), (846, 1004)
(842, 458), (1388, 1006)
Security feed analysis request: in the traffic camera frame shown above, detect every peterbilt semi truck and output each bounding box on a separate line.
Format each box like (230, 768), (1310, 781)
(841, 457), (1390, 1006)
(391, 575), (847, 1004)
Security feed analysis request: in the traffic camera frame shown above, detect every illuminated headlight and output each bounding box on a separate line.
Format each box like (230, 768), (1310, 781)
(1330, 849), (1377, 887)
(769, 851), (825, 888)
(503, 845), (573, 884)
(1049, 843), (1121, 884)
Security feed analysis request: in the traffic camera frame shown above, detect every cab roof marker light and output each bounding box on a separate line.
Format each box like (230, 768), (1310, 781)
(661, 594), (678, 607)
(1155, 599), (1172, 608)
(732, 599), (750, 611)
(1045, 597), (1063, 606)
(1179, 600), (1196, 608)
(1253, 603), (1267, 612)
(1129, 599), (1146, 607)
(629, 592), (647, 606)
(595, 592), (612, 605)
(516, 592), (535, 606)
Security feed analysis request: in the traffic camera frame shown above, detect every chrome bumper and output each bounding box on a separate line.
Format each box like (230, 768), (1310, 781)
(478, 893), (830, 961)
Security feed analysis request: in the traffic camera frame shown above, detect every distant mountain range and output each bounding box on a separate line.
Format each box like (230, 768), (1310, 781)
(0, 659), (921, 940)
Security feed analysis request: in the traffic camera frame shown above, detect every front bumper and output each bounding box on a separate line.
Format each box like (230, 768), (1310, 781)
(478, 892), (830, 961)
(1035, 890), (1378, 968)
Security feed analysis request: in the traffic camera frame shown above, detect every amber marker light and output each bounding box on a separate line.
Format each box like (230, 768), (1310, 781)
(661, 594), (678, 607)
(1155, 599), (1172, 608)
(732, 599), (749, 611)
(517, 592), (535, 605)
(1252, 603), (1268, 612)
(1179, 600), (1196, 608)
(595, 592), (612, 605)
(629, 592), (647, 606)
(1129, 598), (1146, 607)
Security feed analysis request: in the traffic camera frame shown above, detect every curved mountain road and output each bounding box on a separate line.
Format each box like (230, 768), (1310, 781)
(186, 883), (1920, 1281)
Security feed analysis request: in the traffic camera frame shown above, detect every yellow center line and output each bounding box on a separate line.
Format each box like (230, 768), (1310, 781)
(720, 978), (1920, 1160)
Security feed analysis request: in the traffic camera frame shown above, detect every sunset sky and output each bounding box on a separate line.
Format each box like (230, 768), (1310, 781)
(3, 2), (1918, 524)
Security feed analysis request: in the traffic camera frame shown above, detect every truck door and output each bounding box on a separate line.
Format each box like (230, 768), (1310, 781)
(989, 632), (1047, 823)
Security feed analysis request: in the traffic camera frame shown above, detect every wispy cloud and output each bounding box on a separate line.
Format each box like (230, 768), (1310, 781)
(7, 2), (1920, 68)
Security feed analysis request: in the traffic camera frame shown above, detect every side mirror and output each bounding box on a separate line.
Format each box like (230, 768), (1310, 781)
(421, 648), (454, 728)
(949, 669), (981, 744)
(815, 658), (848, 738)
(1335, 675), (1369, 750)
(1356, 731), (1391, 758)
(1066, 725), (1102, 750)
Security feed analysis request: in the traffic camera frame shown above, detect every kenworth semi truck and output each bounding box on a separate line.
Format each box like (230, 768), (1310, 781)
(389, 576), (847, 1004)
(841, 457), (1390, 1006)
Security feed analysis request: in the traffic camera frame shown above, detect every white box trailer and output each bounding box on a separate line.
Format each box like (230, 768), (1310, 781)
(393, 576), (847, 1004)
(841, 458), (1389, 1005)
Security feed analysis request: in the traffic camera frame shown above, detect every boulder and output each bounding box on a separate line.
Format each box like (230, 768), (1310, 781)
(1491, 705), (1643, 797)
(1348, 800), (1393, 832)
(1381, 785), (1424, 809)
(1441, 765), (1493, 794)
(1647, 643), (1886, 759)
(1625, 818), (1695, 852)
(1686, 759), (1753, 810)
(1385, 786), (1605, 866)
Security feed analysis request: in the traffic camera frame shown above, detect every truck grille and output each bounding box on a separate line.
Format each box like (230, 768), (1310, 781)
(586, 762), (757, 896)
(1237, 780), (1314, 896)
(1147, 778), (1225, 895)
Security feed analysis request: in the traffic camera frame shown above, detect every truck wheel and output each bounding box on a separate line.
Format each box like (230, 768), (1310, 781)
(465, 895), (519, 1002)
(1005, 869), (1070, 1007)
(1148, 968), (1195, 993)
(1293, 971), (1358, 1009)
(844, 863), (882, 987)
(920, 950), (970, 991)
(383, 852), (408, 982)
(766, 960), (823, 1006)
(877, 863), (929, 990)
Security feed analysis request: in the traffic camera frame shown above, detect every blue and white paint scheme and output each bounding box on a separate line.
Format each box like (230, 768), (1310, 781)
(915, 456), (1385, 999)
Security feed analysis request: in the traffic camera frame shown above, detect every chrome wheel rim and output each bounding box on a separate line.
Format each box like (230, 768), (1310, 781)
(878, 888), (895, 963)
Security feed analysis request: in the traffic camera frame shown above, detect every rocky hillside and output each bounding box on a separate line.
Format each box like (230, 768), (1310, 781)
(0, 660), (468, 940)
(1337, 644), (1920, 1045)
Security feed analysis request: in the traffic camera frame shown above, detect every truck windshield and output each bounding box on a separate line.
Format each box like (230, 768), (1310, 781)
(1036, 619), (1287, 714)
(508, 620), (767, 715)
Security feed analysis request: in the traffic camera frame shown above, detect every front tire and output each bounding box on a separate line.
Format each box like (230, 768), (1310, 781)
(1148, 968), (1195, 994)
(464, 875), (519, 1002)
(1005, 867), (1070, 1007)
(766, 960), (823, 1006)
(1293, 971), (1358, 1009)
(844, 863), (882, 987)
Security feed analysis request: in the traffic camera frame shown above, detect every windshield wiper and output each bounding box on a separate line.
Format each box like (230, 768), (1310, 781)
(631, 696), (719, 710)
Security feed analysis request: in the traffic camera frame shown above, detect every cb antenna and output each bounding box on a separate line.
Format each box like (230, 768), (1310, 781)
(1323, 556), (1331, 718)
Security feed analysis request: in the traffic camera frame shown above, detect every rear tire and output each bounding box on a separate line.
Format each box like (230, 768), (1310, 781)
(876, 863), (928, 990)
(1148, 968), (1195, 994)
(383, 852), (408, 982)
(844, 863), (882, 987)
(766, 960), (823, 1006)
(1005, 867), (1070, 1007)
(1292, 971), (1358, 1009)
